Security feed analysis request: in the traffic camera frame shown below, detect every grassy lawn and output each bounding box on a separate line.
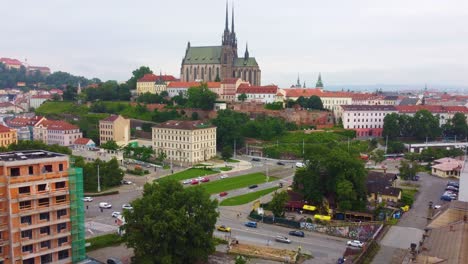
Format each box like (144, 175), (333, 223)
(219, 166), (232, 171)
(36, 101), (88, 116)
(159, 168), (217, 182)
(86, 233), (123, 252)
(227, 159), (240, 163)
(198, 172), (276, 195)
(220, 186), (280, 206)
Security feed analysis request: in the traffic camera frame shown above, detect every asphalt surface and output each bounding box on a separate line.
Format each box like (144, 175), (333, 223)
(372, 172), (454, 264)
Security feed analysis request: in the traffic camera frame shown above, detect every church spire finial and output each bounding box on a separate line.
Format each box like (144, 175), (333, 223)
(225, 1), (229, 32)
(244, 42), (249, 59)
(296, 74), (301, 87)
(316, 73), (324, 88)
(231, 4), (235, 34)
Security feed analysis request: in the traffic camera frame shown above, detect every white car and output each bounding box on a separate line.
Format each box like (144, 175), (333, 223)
(220, 174), (228, 179)
(182, 179), (192, 185)
(99, 202), (112, 209)
(122, 204), (133, 210)
(434, 205), (441, 209)
(111, 211), (121, 218)
(296, 162), (305, 168)
(347, 240), (364, 248)
(82, 197), (93, 202)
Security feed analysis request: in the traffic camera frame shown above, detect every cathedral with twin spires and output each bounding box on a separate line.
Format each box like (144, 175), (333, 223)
(180, 3), (261, 85)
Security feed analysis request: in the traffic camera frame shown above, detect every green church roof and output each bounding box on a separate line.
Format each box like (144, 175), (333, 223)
(183, 46), (222, 65)
(234, 57), (258, 67)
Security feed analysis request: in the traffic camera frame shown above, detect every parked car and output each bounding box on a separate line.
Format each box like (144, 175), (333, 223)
(107, 258), (123, 264)
(337, 257), (346, 264)
(122, 204), (133, 210)
(182, 179), (191, 185)
(217, 225), (231, 232)
(445, 186), (459, 192)
(444, 191), (457, 198)
(121, 180), (132, 185)
(251, 157), (261, 162)
(99, 202), (112, 209)
(219, 192), (228, 197)
(275, 236), (291, 244)
(111, 211), (121, 218)
(82, 197), (93, 202)
(295, 162), (305, 168)
(245, 221), (257, 228)
(201, 177), (210, 183)
(434, 205), (441, 209)
(440, 195), (453, 201)
(277, 161), (285, 166)
(220, 174), (229, 179)
(447, 181), (459, 188)
(347, 240), (364, 248)
(411, 175), (420, 181)
(191, 179), (199, 185)
(288, 230), (305, 237)
(248, 184), (258, 189)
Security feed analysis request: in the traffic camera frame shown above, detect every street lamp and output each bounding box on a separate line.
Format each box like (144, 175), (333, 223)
(97, 164), (101, 193)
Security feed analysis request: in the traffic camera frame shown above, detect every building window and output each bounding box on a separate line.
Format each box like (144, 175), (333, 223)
(57, 209), (67, 219)
(40, 240), (51, 249)
(40, 254), (53, 264)
(23, 259), (34, 264)
(57, 223), (67, 233)
(21, 216), (32, 225)
(40, 226), (50, 235)
(19, 186), (31, 194)
(56, 195), (66, 203)
(21, 230), (32, 239)
(38, 184), (47, 192)
(38, 198), (49, 207)
(59, 164), (64, 171)
(28, 166), (34, 175)
(19, 201), (32, 210)
(58, 249), (69, 260)
(10, 167), (20, 176)
(43, 165), (53, 173)
(55, 181), (66, 189)
(58, 236), (68, 246)
(40, 212), (50, 221)
(22, 244), (33, 253)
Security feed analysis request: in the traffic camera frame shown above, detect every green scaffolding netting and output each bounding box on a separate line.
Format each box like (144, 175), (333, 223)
(69, 165), (86, 263)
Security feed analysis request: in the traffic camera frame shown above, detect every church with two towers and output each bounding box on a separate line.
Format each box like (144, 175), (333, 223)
(180, 3), (261, 85)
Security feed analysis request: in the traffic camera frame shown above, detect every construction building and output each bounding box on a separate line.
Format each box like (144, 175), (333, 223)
(0, 150), (85, 264)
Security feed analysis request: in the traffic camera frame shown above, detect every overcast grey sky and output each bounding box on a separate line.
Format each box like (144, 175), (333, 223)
(2, 0), (468, 88)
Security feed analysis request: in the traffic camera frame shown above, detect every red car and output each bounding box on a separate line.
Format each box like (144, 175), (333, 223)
(201, 177), (210, 183)
(191, 179), (199, 185)
(219, 192), (228, 197)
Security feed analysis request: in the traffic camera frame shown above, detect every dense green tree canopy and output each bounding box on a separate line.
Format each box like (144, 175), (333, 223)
(74, 157), (124, 192)
(382, 110), (442, 140)
(221, 145), (233, 161)
(85, 81), (131, 101)
(443, 113), (468, 139)
(127, 66), (153, 90)
(293, 145), (367, 211)
(237, 93), (247, 102)
(123, 180), (218, 264)
(186, 84), (218, 110)
(137, 92), (168, 104)
(413, 110), (441, 140)
(382, 113), (400, 139)
(269, 191), (289, 217)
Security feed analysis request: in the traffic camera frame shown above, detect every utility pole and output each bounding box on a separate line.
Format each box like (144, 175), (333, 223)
(97, 164), (101, 193)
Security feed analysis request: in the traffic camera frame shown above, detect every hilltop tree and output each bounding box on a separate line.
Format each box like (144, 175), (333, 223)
(443, 113), (468, 139)
(370, 149), (386, 165)
(221, 145), (233, 161)
(307, 95), (324, 110)
(186, 83), (218, 110)
(382, 113), (400, 139)
(127, 66), (153, 90)
(412, 110), (441, 140)
(123, 180), (218, 264)
(269, 191), (289, 217)
(237, 93), (247, 102)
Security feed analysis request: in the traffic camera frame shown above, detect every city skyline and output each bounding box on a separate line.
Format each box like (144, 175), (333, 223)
(1, 0), (467, 88)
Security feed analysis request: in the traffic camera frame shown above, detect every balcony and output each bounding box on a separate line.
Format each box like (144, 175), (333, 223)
(16, 189), (70, 202)
(19, 218), (70, 232)
(17, 244), (71, 262)
(8, 171), (69, 184)
(17, 203), (70, 217)
(15, 232), (71, 247)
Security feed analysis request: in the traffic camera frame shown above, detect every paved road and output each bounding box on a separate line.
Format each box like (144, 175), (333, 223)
(215, 213), (348, 264)
(372, 172), (452, 264)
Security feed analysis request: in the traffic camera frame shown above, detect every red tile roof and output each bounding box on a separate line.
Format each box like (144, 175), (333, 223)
(0, 124), (13, 133)
(74, 137), (93, 145)
(6, 116), (45, 127)
(49, 88), (63, 95)
(282, 88), (355, 98)
(28, 66), (50, 71)
(396, 105), (468, 114)
(0, 57), (22, 66)
(221, 78), (240, 84)
(38, 120), (79, 131)
(341, 105), (398, 111)
(31, 94), (52, 99)
(137, 73), (177, 82)
(166, 81), (220, 88)
(237, 84), (278, 94)
(101, 115), (120, 122)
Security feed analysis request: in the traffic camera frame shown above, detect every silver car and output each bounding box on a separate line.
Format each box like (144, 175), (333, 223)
(275, 236), (291, 244)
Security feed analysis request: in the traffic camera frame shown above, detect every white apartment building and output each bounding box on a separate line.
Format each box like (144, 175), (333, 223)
(152, 120), (216, 165)
(33, 120), (83, 146)
(341, 105), (398, 137)
(236, 84), (278, 104)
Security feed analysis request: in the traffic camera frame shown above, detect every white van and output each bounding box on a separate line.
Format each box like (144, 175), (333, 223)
(99, 202), (112, 209)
